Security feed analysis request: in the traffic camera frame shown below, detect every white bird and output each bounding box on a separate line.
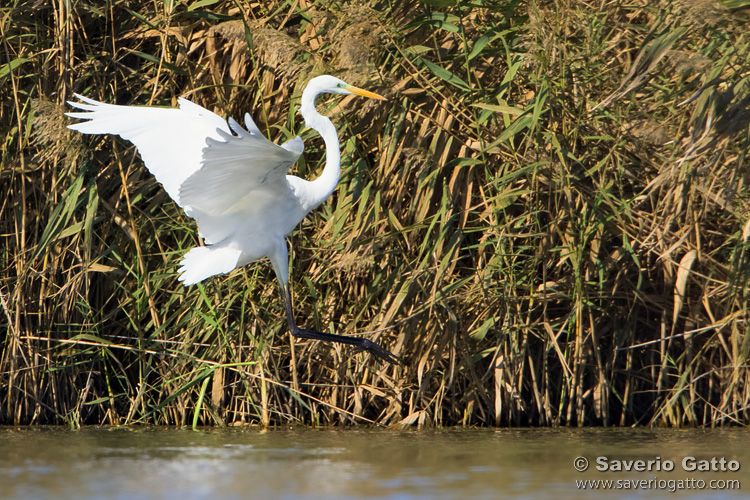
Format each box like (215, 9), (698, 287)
(67, 75), (398, 364)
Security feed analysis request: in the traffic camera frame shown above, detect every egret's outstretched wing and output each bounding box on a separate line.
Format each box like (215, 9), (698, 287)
(68, 94), (306, 246)
(67, 95), (230, 204)
(178, 120), (304, 216)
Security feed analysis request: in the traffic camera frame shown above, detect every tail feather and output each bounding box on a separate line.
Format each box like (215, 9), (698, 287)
(178, 246), (242, 285)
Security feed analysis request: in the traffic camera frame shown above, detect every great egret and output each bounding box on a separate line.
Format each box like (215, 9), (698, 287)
(67, 75), (398, 364)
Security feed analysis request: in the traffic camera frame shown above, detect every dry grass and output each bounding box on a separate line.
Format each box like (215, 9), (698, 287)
(1, 0), (749, 427)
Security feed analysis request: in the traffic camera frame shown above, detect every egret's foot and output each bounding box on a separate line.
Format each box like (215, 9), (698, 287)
(351, 338), (401, 365)
(292, 327), (399, 365)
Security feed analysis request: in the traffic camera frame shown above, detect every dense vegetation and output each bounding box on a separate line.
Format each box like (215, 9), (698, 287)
(1, 0), (749, 427)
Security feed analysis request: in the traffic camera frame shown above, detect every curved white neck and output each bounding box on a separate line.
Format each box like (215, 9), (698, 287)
(299, 90), (341, 209)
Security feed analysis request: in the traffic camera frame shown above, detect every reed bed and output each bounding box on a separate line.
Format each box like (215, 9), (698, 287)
(1, 0), (749, 427)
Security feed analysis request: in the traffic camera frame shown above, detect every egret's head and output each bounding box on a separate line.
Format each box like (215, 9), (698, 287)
(307, 75), (387, 100)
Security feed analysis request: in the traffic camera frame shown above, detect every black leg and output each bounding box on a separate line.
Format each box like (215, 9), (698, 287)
(280, 281), (399, 365)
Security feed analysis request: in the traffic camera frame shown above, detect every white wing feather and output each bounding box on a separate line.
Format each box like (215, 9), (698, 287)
(178, 122), (303, 216)
(177, 120), (304, 245)
(66, 94), (230, 204)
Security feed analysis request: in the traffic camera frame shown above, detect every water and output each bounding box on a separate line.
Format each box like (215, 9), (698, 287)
(0, 426), (748, 499)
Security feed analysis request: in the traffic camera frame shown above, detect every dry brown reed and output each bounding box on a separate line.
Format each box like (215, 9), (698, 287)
(1, 0), (749, 427)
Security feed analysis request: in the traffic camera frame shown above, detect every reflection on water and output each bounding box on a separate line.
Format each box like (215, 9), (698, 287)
(0, 426), (748, 499)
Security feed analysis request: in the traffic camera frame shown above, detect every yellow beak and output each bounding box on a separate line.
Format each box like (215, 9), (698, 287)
(346, 85), (387, 101)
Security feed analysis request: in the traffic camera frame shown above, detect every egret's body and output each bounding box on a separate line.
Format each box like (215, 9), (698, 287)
(67, 75), (397, 364)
